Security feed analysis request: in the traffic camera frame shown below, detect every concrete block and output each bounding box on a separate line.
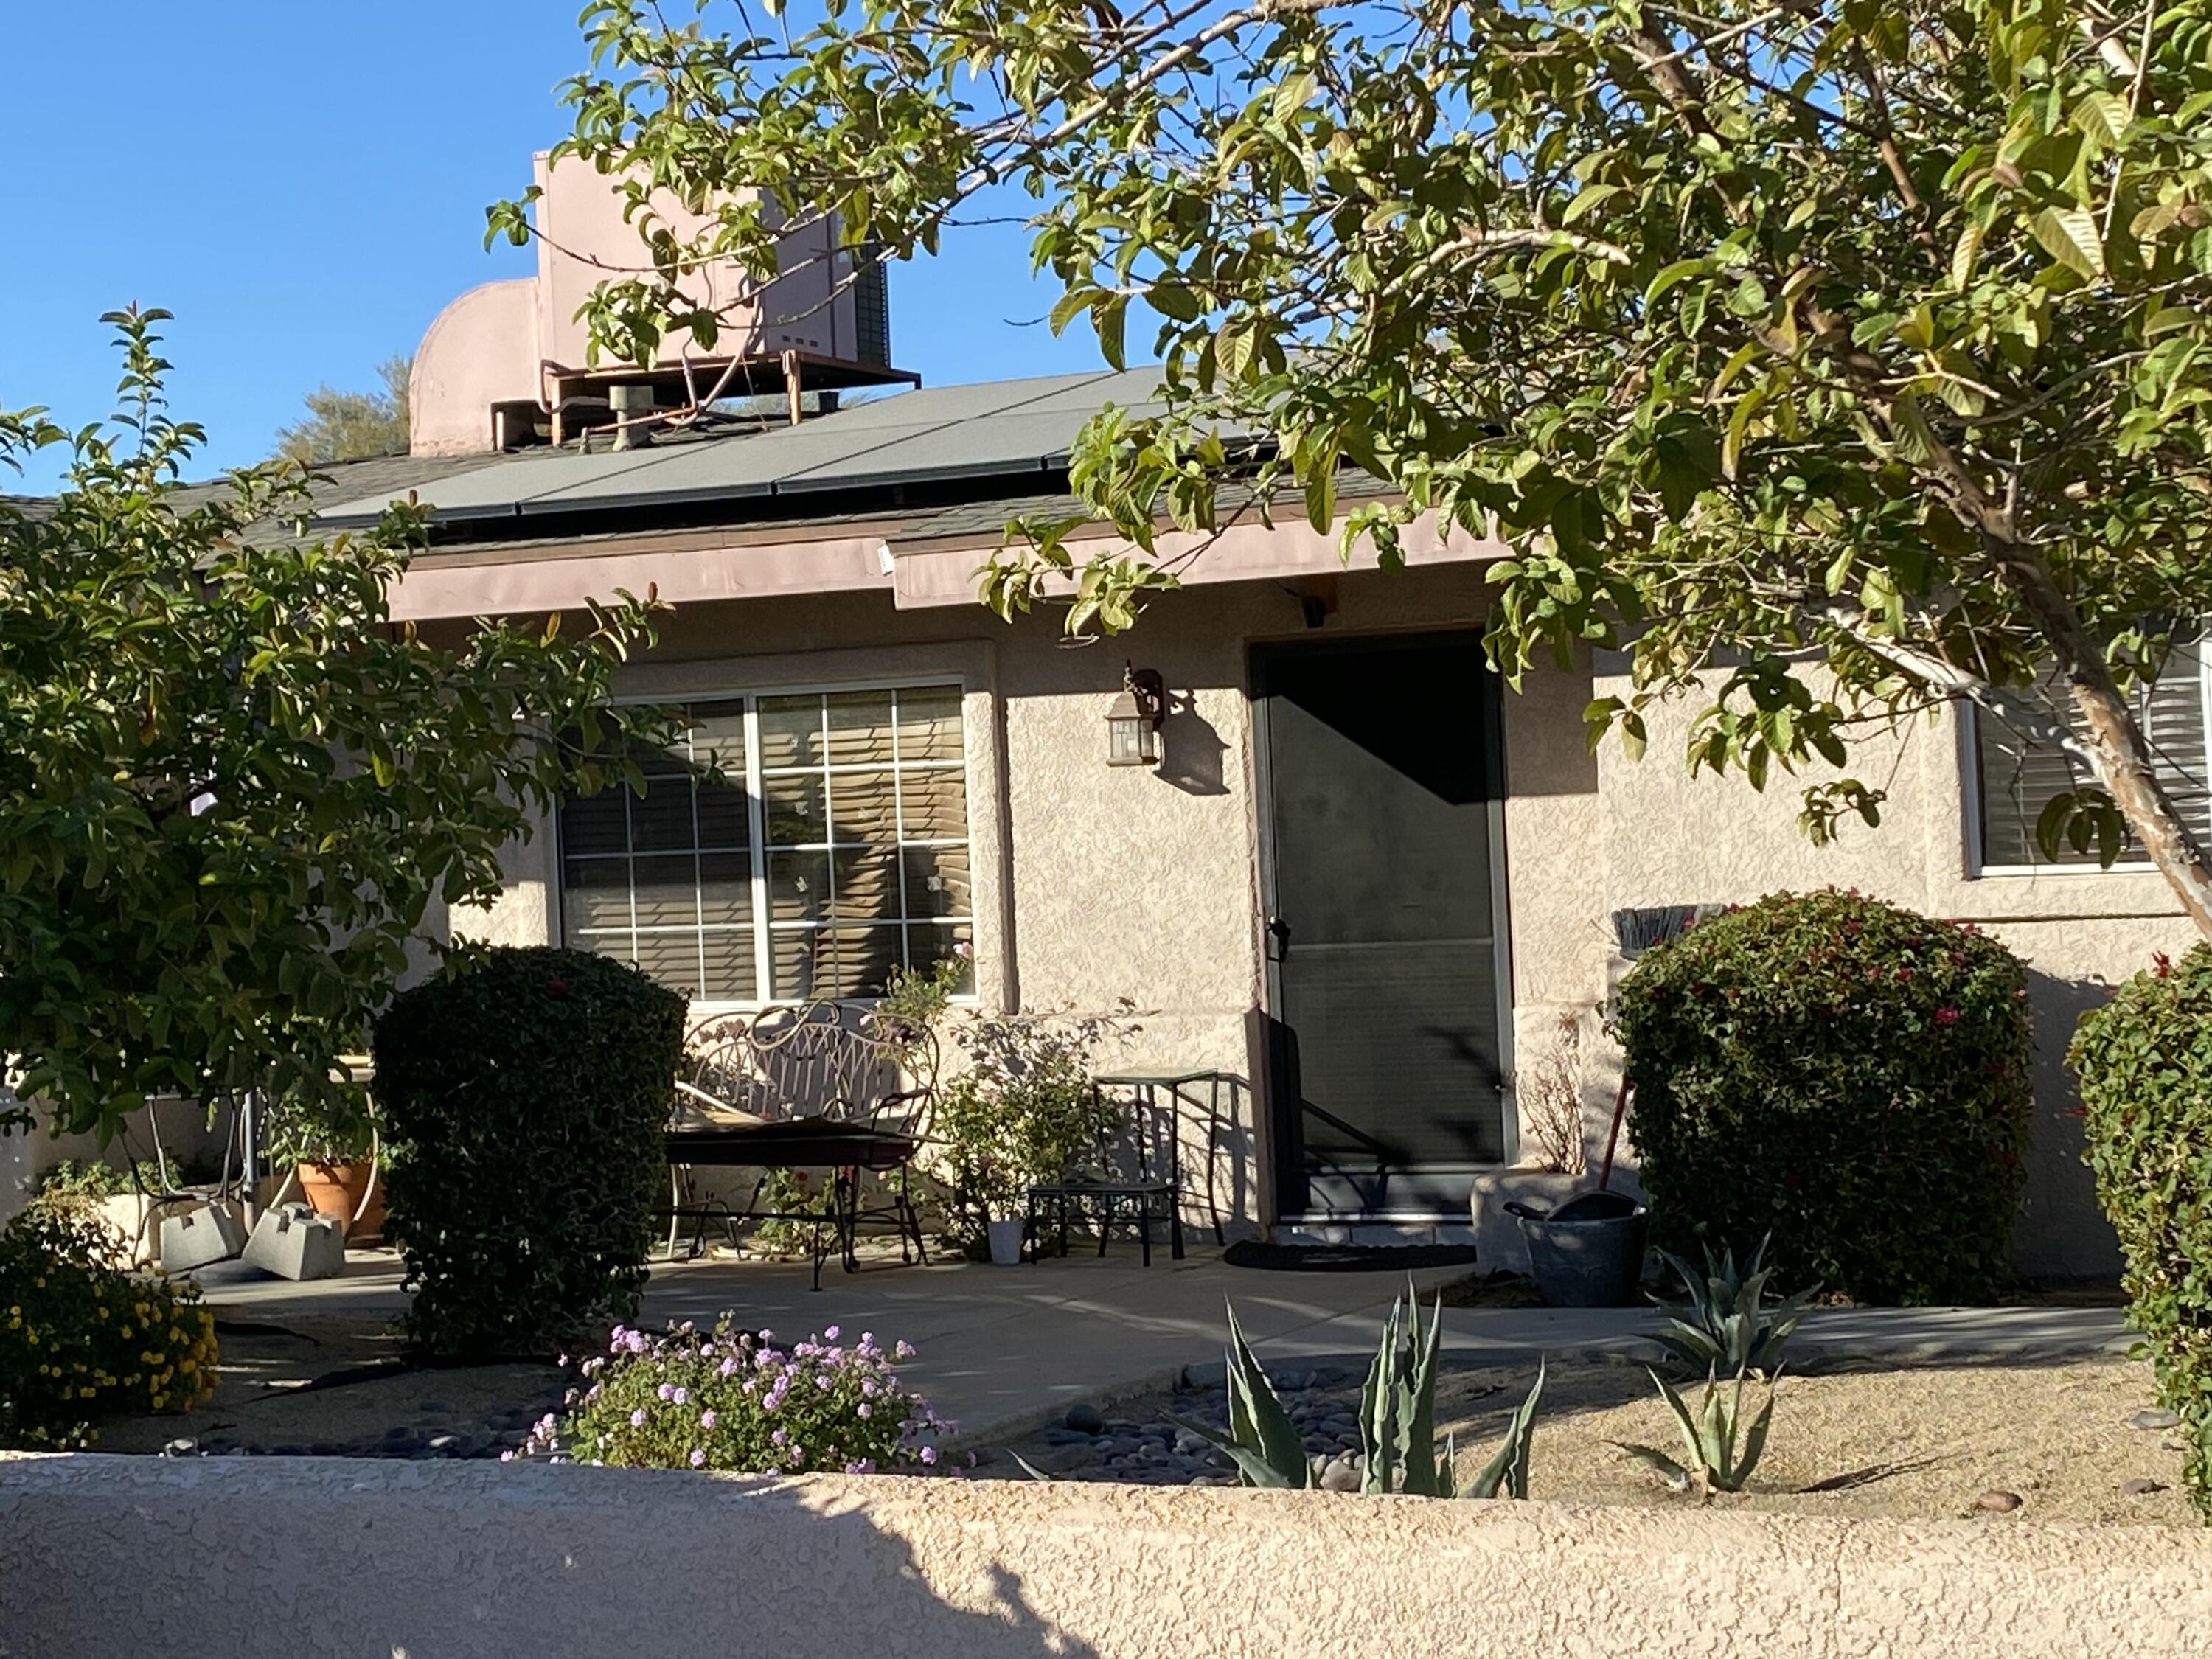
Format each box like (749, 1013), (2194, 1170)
(159, 1203), (246, 1272)
(242, 1203), (347, 1281)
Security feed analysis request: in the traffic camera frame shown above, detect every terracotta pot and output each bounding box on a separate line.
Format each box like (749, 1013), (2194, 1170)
(296, 1159), (385, 1240)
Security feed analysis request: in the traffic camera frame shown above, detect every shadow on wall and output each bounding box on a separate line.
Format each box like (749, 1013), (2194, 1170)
(0, 1462), (1105, 1659)
(1155, 687), (1229, 796)
(2015, 967), (2122, 1283)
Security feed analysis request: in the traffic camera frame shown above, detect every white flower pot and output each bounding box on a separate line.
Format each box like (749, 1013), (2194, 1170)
(986, 1217), (1025, 1266)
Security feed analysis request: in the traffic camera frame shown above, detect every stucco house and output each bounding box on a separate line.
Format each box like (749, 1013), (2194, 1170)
(291, 331), (2186, 1281)
(10, 160), (2195, 1281)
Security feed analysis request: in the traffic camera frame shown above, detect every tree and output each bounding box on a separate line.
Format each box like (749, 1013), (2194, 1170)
(0, 309), (675, 1140)
(273, 353), (411, 464)
(509, 0), (2212, 935)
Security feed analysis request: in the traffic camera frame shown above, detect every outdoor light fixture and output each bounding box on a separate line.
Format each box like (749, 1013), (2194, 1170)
(1105, 664), (1166, 767)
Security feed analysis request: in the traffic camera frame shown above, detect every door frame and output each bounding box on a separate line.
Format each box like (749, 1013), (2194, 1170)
(1248, 627), (1518, 1223)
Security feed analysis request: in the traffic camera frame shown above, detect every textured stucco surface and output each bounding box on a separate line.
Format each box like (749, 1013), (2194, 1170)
(4, 1453), (2208, 1659)
(466, 566), (2177, 1270)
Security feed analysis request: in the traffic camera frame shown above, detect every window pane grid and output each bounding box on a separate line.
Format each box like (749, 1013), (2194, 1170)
(560, 684), (970, 1004)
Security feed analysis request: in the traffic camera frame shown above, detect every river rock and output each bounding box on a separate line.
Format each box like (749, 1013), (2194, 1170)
(1974, 1489), (2023, 1513)
(1318, 1455), (1363, 1493)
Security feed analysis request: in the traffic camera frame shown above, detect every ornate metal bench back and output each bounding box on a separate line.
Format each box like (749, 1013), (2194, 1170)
(680, 1001), (936, 1135)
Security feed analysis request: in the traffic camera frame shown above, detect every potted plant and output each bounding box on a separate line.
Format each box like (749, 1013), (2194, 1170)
(929, 1003), (1129, 1264)
(263, 1088), (383, 1239)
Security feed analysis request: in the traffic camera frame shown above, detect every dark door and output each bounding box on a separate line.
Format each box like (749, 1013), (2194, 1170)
(1254, 632), (1510, 1218)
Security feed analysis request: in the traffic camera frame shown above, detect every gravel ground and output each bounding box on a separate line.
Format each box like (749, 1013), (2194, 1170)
(986, 1356), (2200, 1526)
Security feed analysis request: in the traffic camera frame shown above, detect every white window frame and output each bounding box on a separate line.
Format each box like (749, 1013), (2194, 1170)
(1963, 650), (2212, 878)
(554, 675), (977, 1009)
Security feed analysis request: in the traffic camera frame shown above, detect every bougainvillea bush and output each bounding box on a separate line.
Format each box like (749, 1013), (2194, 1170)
(516, 1318), (947, 1474)
(1612, 889), (2035, 1304)
(2070, 945), (2212, 1521)
(1, 1206), (218, 1449)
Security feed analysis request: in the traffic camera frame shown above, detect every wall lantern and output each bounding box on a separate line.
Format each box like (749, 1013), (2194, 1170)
(1106, 664), (1167, 767)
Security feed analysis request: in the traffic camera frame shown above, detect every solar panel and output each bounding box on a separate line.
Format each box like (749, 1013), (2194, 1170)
(308, 366), (1163, 528)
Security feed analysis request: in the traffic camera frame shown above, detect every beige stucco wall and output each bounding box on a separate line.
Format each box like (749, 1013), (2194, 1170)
(470, 562), (2161, 1273)
(6, 1454), (2210, 1659)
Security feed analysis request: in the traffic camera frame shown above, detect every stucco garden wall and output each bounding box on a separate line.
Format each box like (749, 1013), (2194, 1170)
(3, 1454), (2206, 1659)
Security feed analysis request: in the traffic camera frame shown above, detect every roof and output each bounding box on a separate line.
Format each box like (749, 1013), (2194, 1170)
(5, 451), (506, 528)
(313, 368), (1170, 533)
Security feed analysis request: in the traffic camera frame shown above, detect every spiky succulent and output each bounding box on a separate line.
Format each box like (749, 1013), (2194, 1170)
(1651, 1235), (1816, 1380)
(1615, 1365), (1777, 1495)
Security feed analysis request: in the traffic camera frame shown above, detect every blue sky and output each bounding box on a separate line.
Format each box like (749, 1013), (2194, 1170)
(0, 3), (1111, 493)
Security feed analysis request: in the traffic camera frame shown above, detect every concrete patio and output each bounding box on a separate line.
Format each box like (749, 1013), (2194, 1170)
(185, 1246), (2135, 1442)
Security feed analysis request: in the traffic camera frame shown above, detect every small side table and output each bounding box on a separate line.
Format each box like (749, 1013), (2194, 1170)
(1091, 1069), (1237, 1246)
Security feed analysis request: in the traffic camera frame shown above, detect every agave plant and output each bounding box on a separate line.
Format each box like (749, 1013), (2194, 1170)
(1460, 1359), (1545, 1500)
(1651, 1235), (1817, 1380)
(1615, 1364), (1775, 1495)
(1171, 1300), (1314, 1487)
(1177, 1283), (1545, 1500)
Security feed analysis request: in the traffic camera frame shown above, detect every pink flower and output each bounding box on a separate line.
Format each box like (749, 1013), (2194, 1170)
(919, 1446), (938, 1466)
(700, 1410), (717, 1430)
(630, 1409), (647, 1427)
(1934, 1006), (1961, 1026)
(824, 1326), (841, 1341)
(689, 1448), (706, 1468)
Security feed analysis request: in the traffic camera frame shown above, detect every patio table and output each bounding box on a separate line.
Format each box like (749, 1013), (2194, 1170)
(664, 1118), (920, 1290)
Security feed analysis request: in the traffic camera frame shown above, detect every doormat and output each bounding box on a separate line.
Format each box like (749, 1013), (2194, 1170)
(1222, 1240), (1482, 1273)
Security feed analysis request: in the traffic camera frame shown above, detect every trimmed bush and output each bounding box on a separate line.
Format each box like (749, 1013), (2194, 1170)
(1611, 889), (2035, 1304)
(1, 1206), (218, 1449)
(372, 947), (686, 1356)
(2070, 945), (2212, 1521)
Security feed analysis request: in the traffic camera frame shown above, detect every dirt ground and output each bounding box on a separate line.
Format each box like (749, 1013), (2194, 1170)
(93, 1312), (561, 1458)
(1433, 1357), (2195, 1526)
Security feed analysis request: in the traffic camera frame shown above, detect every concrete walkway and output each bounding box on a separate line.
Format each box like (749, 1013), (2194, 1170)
(187, 1247), (2135, 1441)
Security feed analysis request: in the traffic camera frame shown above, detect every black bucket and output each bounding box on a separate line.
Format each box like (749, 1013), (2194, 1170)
(1505, 1191), (1649, 1307)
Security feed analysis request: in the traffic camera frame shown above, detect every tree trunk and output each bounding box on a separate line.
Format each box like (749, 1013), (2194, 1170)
(1998, 549), (2212, 939)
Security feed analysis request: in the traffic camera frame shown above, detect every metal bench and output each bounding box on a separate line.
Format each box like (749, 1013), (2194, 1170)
(669, 1001), (938, 1288)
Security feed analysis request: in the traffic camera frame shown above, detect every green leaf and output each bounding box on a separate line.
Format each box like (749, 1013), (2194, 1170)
(2029, 205), (2107, 279)
(1561, 183), (1625, 226)
(1613, 1441), (1691, 1490)
(1949, 220), (1984, 291)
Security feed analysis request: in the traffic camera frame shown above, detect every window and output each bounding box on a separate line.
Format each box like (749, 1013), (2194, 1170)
(558, 683), (974, 1001)
(1972, 640), (2212, 870)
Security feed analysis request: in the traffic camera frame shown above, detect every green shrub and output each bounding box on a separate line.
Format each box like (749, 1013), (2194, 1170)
(931, 1004), (1127, 1256)
(372, 946), (686, 1357)
(1611, 888), (2034, 1304)
(2070, 945), (2212, 1521)
(1, 1206), (218, 1448)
